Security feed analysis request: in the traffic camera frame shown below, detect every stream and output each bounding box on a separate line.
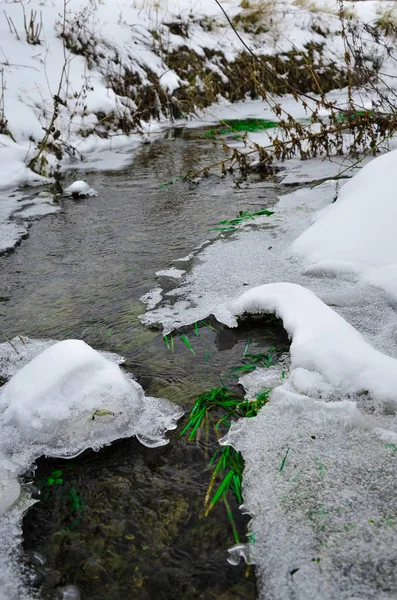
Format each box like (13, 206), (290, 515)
(0, 128), (290, 599)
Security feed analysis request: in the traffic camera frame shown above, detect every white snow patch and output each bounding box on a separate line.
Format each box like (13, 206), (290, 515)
(291, 148), (397, 302)
(156, 267), (186, 279)
(217, 282), (397, 402)
(64, 181), (98, 197)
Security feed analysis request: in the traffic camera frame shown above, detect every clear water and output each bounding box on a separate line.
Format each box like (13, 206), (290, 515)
(0, 130), (289, 599)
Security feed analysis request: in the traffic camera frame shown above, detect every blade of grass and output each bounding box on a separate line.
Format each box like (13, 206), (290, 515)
(180, 334), (196, 355)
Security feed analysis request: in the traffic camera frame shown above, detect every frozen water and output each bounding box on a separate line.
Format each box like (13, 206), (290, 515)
(142, 175), (397, 360)
(156, 268), (186, 279)
(0, 190), (60, 253)
(218, 283), (397, 599)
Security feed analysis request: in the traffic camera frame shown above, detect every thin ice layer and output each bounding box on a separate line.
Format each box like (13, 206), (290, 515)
(220, 282), (397, 600)
(142, 177), (397, 360)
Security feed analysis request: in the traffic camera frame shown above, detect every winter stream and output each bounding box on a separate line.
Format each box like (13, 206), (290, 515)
(2, 126), (397, 600)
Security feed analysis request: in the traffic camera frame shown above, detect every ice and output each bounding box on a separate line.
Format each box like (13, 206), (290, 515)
(140, 287), (163, 310)
(0, 337), (183, 598)
(64, 181), (98, 198)
(156, 268), (186, 279)
(224, 388), (397, 600)
(0, 190), (61, 254)
(0, 470), (21, 518)
(218, 282), (397, 599)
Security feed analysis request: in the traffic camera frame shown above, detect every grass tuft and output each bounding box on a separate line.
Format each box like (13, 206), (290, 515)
(210, 208), (274, 233)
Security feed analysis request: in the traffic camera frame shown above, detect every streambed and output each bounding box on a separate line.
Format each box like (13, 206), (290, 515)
(0, 129), (292, 599)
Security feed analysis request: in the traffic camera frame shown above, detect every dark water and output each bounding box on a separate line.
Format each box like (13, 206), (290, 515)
(0, 130), (288, 599)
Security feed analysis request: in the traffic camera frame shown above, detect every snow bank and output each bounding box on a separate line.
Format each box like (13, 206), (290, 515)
(219, 282), (397, 600)
(0, 336), (183, 599)
(291, 148), (397, 302)
(0, 0), (390, 192)
(217, 282), (397, 402)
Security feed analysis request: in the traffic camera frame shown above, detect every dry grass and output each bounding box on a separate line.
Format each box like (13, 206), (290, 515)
(292, 0), (337, 16)
(233, 0), (277, 34)
(375, 1), (397, 35)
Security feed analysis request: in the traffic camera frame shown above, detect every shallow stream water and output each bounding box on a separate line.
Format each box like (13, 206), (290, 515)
(0, 129), (290, 599)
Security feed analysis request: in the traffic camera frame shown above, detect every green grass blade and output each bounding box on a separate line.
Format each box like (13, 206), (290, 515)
(180, 334), (196, 355)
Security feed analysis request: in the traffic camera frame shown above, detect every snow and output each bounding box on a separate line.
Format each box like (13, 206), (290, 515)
(216, 283), (397, 599)
(0, 0), (391, 194)
(0, 189), (60, 253)
(0, 336), (183, 599)
(0, 137), (46, 191)
(291, 148), (397, 302)
(0, 337), (183, 455)
(156, 267), (186, 279)
(1, 0), (397, 596)
(0, 0), (395, 255)
(217, 282), (397, 402)
(64, 180), (97, 197)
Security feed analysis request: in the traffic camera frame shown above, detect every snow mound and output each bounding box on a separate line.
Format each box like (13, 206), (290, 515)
(291, 149), (397, 302)
(0, 338), (183, 456)
(216, 282), (397, 402)
(0, 337), (183, 599)
(64, 181), (97, 198)
(218, 283), (397, 600)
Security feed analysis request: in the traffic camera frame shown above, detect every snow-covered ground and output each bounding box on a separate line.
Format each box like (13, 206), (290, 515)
(0, 0), (392, 188)
(0, 0), (396, 253)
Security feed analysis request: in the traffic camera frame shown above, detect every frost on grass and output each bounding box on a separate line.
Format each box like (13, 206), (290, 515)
(220, 283), (397, 600)
(0, 337), (183, 598)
